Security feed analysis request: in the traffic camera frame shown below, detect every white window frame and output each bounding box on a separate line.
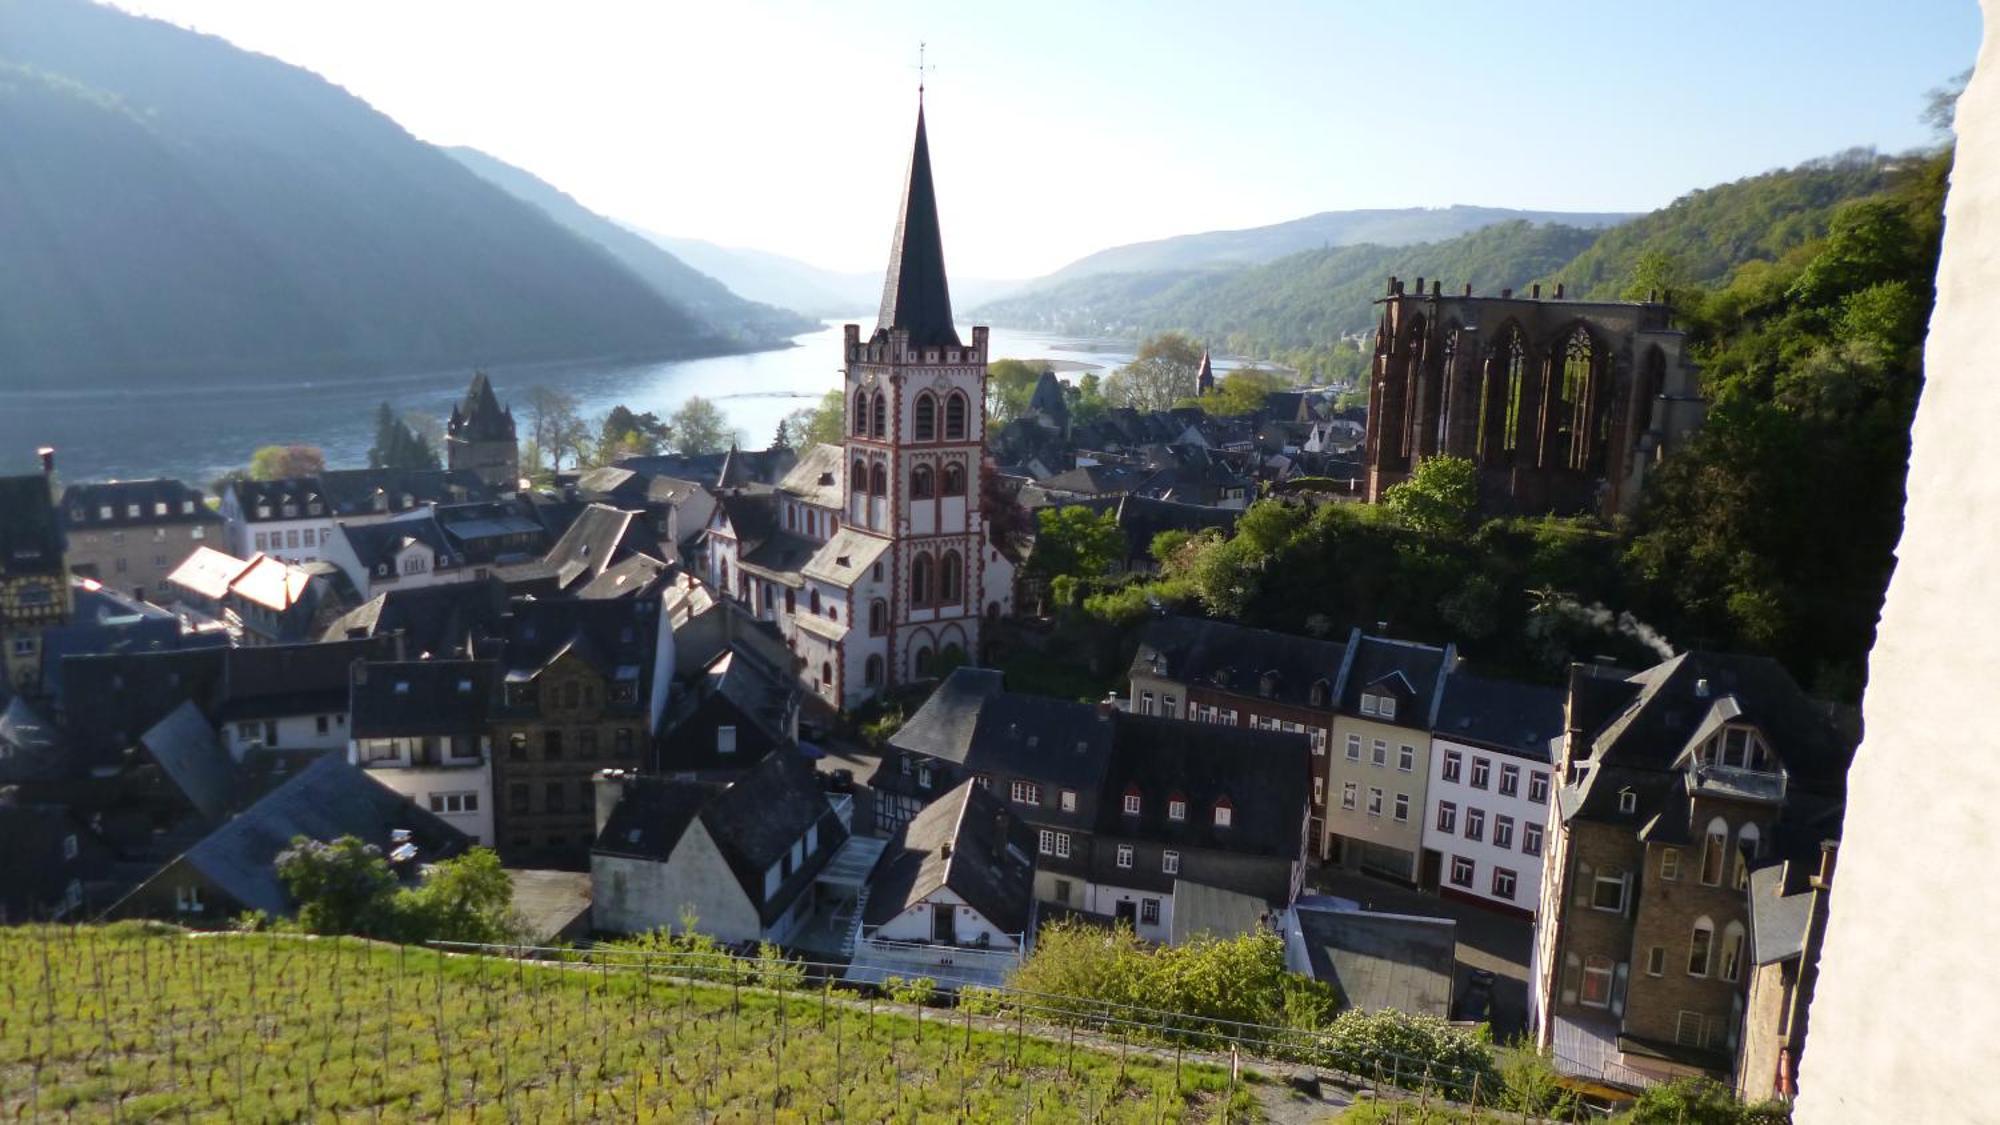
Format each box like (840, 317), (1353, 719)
(1345, 734), (1362, 761)
(1366, 787), (1383, 817)
(1436, 801), (1456, 833)
(1397, 745), (1414, 772)
(1162, 850), (1180, 875)
(1341, 782), (1357, 810)
(1010, 780), (1041, 806)
(1059, 789), (1077, 812)
(1392, 793), (1409, 822)
(1167, 798), (1187, 822)
(1122, 792), (1141, 816)
(1115, 844), (1133, 869)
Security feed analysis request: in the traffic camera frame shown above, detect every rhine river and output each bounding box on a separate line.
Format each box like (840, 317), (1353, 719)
(0, 320), (1179, 488)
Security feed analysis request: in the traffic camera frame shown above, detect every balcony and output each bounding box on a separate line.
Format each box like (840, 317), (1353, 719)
(1686, 763), (1787, 804)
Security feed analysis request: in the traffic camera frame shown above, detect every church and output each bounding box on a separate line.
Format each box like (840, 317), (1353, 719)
(704, 105), (1015, 711)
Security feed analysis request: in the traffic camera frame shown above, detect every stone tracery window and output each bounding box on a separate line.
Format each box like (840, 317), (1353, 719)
(939, 550), (962, 605)
(910, 464), (935, 499)
(871, 394), (887, 439)
(914, 393), (937, 442)
(944, 392), (968, 440)
(941, 462), (966, 497)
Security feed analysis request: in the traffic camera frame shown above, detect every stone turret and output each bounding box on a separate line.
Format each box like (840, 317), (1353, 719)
(446, 372), (519, 492)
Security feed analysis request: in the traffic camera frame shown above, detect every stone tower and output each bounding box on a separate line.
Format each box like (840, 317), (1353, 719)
(840, 105), (992, 682)
(446, 372), (519, 491)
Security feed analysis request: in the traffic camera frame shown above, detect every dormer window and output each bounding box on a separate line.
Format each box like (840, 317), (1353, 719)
(1122, 787), (1141, 816)
(1167, 796), (1187, 822)
(1360, 692), (1397, 720)
(181, 500), (195, 515)
(153, 502), (168, 516)
(1258, 671), (1279, 698)
(1213, 798), (1234, 829)
(1309, 678), (1330, 707)
(1617, 787), (1638, 814)
(256, 505), (273, 519)
(127, 504), (141, 518)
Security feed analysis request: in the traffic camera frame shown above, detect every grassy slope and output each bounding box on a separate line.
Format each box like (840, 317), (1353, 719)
(0, 925), (1242, 1121)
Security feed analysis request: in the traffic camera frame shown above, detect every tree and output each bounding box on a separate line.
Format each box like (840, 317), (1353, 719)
(986, 358), (1046, 424)
(276, 836), (519, 943)
(524, 386), (591, 473)
(779, 389), (846, 452)
(1067, 371), (1110, 426)
(1181, 367), (1288, 416)
(1029, 506), (1123, 584)
(275, 836), (399, 937)
(1381, 455), (1480, 536)
(668, 396), (737, 455)
(248, 444), (325, 480)
(368, 402), (441, 471)
(1105, 332), (1203, 412)
(597, 405), (672, 463)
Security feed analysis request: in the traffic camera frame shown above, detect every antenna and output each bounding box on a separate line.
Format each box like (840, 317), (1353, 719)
(915, 41), (935, 104)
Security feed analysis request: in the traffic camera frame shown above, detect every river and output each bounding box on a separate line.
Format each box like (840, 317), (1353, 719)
(0, 320), (1187, 488)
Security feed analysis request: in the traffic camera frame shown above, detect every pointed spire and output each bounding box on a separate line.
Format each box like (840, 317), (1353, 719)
(716, 443), (749, 490)
(1196, 349), (1215, 396)
(451, 371), (513, 441)
(876, 106), (960, 350)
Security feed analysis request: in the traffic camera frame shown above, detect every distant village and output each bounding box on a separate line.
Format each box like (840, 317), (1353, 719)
(0, 107), (1845, 1110)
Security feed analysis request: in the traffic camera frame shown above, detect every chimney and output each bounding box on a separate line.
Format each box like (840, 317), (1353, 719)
(1096, 698), (1115, 720)
(1414, 276), (1424, 294)
(1812, 840), (1838, 889)
(593, 769), (632, 837)
(37, 447), (54, 475)
(1431, 280), (1442, 297)
(1463, 283), (1472, 297)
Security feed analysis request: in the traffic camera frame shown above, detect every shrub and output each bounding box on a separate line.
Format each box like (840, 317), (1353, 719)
(1316, 1009), (1502, 1101)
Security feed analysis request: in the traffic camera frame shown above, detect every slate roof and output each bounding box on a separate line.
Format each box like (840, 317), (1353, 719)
(58, 647), (230, 773)
(1340, 636), (1454, 730)
(498, 597), (656, 688)
(1747, 862), (1817, 967)
(1574, 653), (1852, 793)
(0, 473), (64, 577)
(448, 372), (516, 443)
(865, 779), (1037, 935)
(219, 637), (394, 721)
(320, 580), (509, 658)
(875, 106), (960, 350)
(778, 444), (845, 509)
(738, 531), (817, 587)
(801, 529), (889, 587)
(890, 667), (1114, 793)
(595, 749), (843, 926)
(232, 470), (490, 524)
(713, 493), (779, 550)
(575, 466), (647, 503)
(349, 660), (495, 738)
(1170, 879), (1272, 944)
(1293, 901), (1456, 1017)
(141, 754), (469, 916)
(544, 504), (647, 591)
(61, 479), (218, 530)
(337, 510), (462, 577)
(617, 448), (798, 489)
(1036, 463), (1154, 498)
(576, 553), (671, 599)
(1097, 713), (1312, 859)
(1433, 673), (1565, 761)
(138, 701), (238, 822)
(1027, 371), (1069, 425)
(0, 696), (71, 784)
(1130, 615), (1346, 711)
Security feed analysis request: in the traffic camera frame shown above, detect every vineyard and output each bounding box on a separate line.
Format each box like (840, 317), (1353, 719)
(0, 925), (1251, 1121)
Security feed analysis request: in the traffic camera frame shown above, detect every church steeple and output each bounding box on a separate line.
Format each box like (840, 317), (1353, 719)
(1196, 348), (1215, 396)
(876, 106), (960, 350)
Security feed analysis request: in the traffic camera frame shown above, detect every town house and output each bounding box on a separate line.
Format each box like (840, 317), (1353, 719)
(1323, 635), (1456, 881)
(59, 478), (221, 603)
(347, 659), (497, 844)
(1421, 672), (1566, 916)
(1528, 653), (1851, 1086)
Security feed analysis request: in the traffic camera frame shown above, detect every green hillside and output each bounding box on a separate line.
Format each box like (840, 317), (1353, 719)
(0, 0), (748, 387)
(0, 926), (1239, 1121)
(1548, 148), (1898, 299)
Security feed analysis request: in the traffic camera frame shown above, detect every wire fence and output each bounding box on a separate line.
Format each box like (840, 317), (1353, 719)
(430, 937), (1615, 1117)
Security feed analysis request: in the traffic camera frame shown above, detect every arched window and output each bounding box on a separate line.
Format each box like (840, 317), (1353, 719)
(821, 661), (832, 686)
(911, 554), (933, 606)
(939, 551), (962, 605)
(1559, 325), (1598, 470)
(872, 394), (886, 439)
(869, 462), (887, 497)
(915, 646), (935, 676)
(852, 458), (868, 497)
(941, 462), (966, 497)
(869, 599), (888, 635)
(944, 392), (968, 440)
(1720, 921), (1747, 982)
(784, 589), (795, 614)
(914, 393), (937, 442)
(718, 558), (729, 591)
(1688, 916), (1715, 977)
(1700, 817), (1728, 886)
(1639, 345), (1667, 434)
(1734, 823), (1761, 889)
(1500, 325), (1528, 455)
(853, 390), (870, 436)
(865, 655), (884, 686)
(910, 464), (935, 499)
(810, 589), (822, 614)
(1581, 954), (1615, 1008)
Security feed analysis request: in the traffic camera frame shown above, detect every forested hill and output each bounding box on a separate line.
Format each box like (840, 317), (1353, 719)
(445, 147), (815, 344)
(1038, 205), (1636, 282)
(973, 150), (1907, 378)
(0, 0), (758, 388)
(975, 222), (1602, 362)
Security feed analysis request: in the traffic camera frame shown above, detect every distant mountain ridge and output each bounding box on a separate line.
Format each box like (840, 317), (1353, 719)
(444, 148), (815, 343)
(0, 0), (781, 388)
(639, 232), (1026, 320)
(1034, 205), (1640, 286)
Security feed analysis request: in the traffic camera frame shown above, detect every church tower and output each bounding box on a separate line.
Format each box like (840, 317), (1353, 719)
(446, 372), (519, 491)
(841, 105), (993, 683)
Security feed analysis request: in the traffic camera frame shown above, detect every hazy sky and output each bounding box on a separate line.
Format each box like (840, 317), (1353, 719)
(107, 0), (1980, 280)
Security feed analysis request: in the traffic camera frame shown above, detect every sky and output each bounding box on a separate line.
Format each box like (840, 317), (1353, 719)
(106, 0), (1981, 280)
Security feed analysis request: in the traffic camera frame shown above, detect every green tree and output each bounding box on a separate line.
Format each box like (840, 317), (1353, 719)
(1381, 455), (1480, 536)
(986, 358), (1046, 423)
(248, 444), (326, 481)
(367, 402), (441, 471)
(524, 386), (591, 473)
(275, 836), (399, 937)
(1180, 367), (1289, 416)
(780, 389), (846, 452)
(669, 396), (738, 455)
(1029, 506), (1123, 584)
(396, 847), (519, 944)
(1106, 331), (1204, 412)
(1068, 371), (1111, 426)
(596, 405), (673, 464)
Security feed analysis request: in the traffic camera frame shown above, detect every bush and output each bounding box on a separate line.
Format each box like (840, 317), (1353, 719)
(275, 837), (519, 944)
(1316, 1008), (1502, 1100)
(1624, 1077), (1791, 1124)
